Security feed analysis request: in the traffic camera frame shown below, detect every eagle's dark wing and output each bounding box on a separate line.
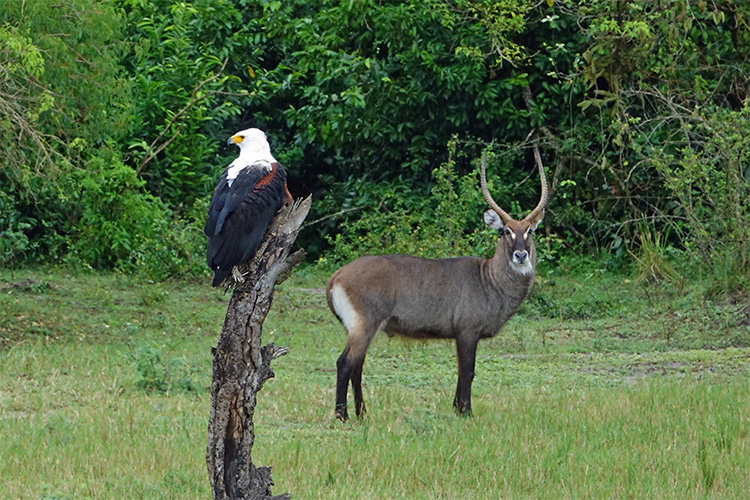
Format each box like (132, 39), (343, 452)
(204, 167), (265, 239)
(205, 163), (289, 287)
(203, 171), (230, 239)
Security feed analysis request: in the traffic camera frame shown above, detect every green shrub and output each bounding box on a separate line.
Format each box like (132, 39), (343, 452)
(0, 192), (35, 276)
(630, 222), (682, 288)
(652, 106), (750, 297)
(69, 147), (208, 282)
(132, 345), (203, 395)
(126, 197), (209, 283)
(71, 150), (164, 268)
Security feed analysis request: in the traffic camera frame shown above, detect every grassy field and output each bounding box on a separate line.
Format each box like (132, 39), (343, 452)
(1, 265), (749, 499)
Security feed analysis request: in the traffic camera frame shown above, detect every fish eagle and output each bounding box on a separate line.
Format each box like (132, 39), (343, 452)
(204, 128), (292, 287)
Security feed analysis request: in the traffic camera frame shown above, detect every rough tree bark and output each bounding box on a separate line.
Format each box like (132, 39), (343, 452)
(206, 196), (311, 500)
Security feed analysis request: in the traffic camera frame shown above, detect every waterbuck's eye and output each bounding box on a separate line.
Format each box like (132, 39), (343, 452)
(503, 228), (512, 236)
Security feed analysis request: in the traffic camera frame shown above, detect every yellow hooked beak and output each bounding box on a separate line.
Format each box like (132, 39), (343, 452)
(227, 135), (244, 146)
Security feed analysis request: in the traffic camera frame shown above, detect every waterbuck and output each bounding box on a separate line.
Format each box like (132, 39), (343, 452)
(326, 147), (549, 420)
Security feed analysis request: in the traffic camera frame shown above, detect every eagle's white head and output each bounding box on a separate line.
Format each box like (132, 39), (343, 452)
(226, 128), (277, 184)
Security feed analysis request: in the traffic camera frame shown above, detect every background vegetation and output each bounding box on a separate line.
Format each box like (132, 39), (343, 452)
(0, 0), (747, 292)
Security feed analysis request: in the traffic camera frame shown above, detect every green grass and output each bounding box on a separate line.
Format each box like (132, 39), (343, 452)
(1, 266), (749, 499)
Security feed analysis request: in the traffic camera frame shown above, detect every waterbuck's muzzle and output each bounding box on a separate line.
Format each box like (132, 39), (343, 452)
(513, 250), (529, 264)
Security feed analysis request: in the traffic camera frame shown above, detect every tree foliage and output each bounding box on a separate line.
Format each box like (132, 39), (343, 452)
(119, 0), (258, 206)
(0, 0), (133, 264)
(554, 0), (750, 284)
(1, 0), (748, 289)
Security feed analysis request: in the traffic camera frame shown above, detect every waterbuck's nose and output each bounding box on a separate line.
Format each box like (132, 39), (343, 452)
(514, 250), (528, 263)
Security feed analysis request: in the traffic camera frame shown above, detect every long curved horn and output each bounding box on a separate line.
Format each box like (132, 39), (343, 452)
(524, 143), (549, 223)
(480, 150), (513, 224)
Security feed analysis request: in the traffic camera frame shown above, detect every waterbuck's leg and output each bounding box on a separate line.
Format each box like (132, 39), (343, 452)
(453, 336), (479, 416)
(335, 326), (375, 421)
(352, 355), (366, 417)
(335, 349), (353, 421)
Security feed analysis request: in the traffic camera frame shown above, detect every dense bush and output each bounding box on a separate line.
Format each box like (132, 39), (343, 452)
(0, 0), (208, 281)
(256, 0), (539, 254)
(651, 106), (750, 295)
(0, 0), (132, 266)
(119, 0), (258, 206)
(1, 0), (748, 290)
(67, 148), (206, 280)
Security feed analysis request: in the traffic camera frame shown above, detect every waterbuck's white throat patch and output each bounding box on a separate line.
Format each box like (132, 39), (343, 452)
(330, 284), (361, 333)
(510, 258), (534, 276)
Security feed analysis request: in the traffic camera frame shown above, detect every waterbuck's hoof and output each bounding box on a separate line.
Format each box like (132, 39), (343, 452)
(355, 402), (366, 418)
(335, 406), (349, 422)
(453, 403), (473, 417)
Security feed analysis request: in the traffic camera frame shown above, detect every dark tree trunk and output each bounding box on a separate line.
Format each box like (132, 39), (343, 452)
(206, 197), (311, 500)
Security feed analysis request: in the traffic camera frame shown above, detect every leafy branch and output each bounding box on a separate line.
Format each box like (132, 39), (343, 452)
(136, 57), (233, 175)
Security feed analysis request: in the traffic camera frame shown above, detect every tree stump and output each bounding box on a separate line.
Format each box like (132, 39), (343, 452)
(206, 196), (311, 500)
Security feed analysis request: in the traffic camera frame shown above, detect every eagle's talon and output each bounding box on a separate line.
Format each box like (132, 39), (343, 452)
(231, 267), (245, 283)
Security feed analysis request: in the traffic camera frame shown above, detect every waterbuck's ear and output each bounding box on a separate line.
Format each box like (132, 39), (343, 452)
(529, 209), (545, 231)
(483, 209), (505, 231)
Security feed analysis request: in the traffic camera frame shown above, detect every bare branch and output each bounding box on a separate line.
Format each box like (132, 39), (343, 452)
(304, 206), (363, 227)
